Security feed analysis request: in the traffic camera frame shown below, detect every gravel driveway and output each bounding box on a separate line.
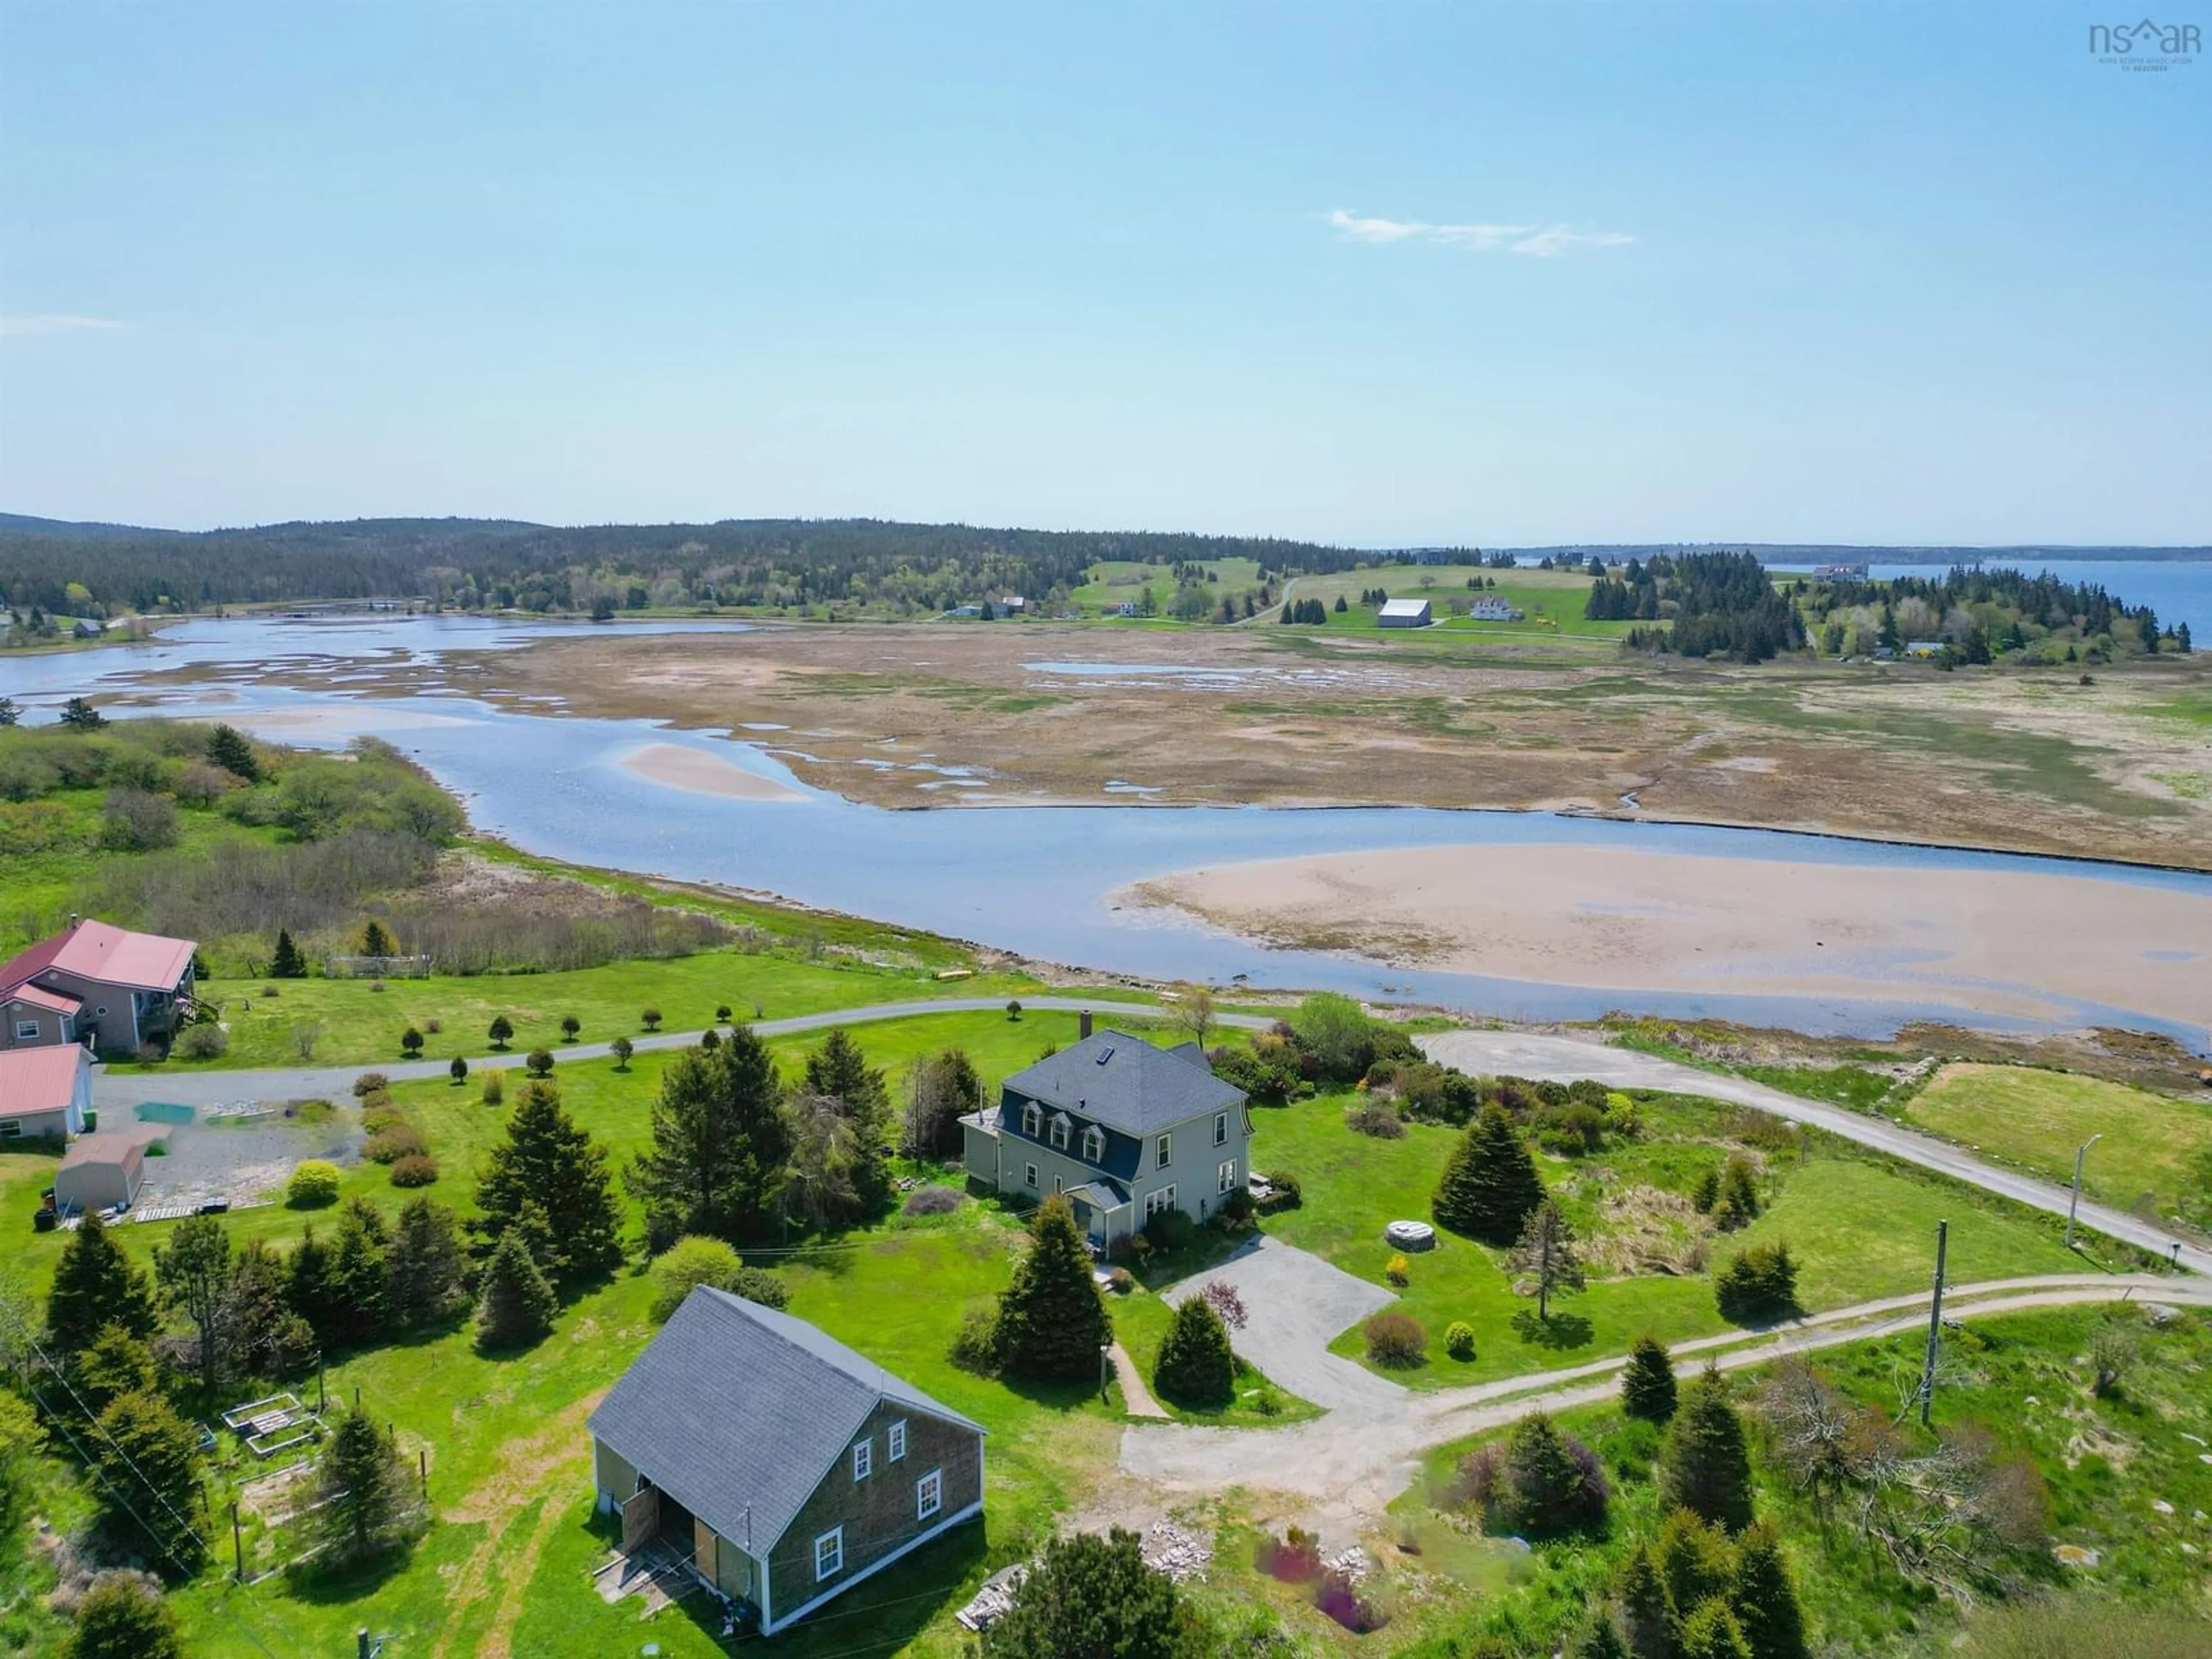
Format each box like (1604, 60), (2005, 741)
(1163, 1236), (1400, 1413)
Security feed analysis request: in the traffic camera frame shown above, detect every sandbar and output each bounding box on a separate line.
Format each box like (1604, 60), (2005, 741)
(621, 743), (807, 803)
(1119, 844), (2212, 1028)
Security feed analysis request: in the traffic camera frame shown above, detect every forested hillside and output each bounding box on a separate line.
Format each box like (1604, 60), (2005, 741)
(0, 515), (1368, 615)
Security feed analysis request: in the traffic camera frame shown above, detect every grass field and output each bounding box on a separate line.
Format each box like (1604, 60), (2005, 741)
(1275, 563), (1635, 642)
(4, 1008), (1299, 1659)
(1397, 1303), (2212, 1657)
(1069, 557), (1267, 616)
(1253, 1089), (2108, 1388)
(1904, 1062), (2212, 1218)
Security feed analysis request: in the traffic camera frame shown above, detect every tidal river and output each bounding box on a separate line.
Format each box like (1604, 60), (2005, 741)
(5, 615), (2207, 1042)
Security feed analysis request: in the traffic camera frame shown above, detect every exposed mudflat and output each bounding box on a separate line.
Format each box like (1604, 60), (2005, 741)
(1121, 843), (2212, 1027)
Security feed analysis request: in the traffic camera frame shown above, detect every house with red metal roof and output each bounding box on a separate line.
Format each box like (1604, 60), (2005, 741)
(0, 916), (198, 1058)
(0, 1044), (93, 1141)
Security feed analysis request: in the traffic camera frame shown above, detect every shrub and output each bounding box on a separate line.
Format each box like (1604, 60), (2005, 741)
(902, 1185), (962, 1217)
(1153, 1296), (1236, 1409)
(352, 1073), (391, 1098)
(399, 1027), (424, 1057)
(358, 1088), (395, 1112)
(1208, 1045), (1297, 1107)
(639, 1007), (664, 1031)
(1199, 1279), (1249, 1331)
(1346, 1099), (1406, 1139)
(1535, 1102), (1607, 1156)
(1491, 1413), (1608, 1536)
(714, 1003), (732, 1021)
(422, 1017), (442, 1035)
(559, 1015), (581, 1041)
(729, 1266), (788, 1310)
(1256, 1171), (1301, 1211)
(287, 1161), (340, 1208)
(647, 1237), (790, 1322)
(948, 1304), (1001, 1375)
(1107, 1268), (1132, 1294)
(480, 1071), (504, 1106)
(1445, 1321), (1476, 1361)
(1363, 1310), (1427, 1368)
(173, 1024), (228, 1060)
(1143, 1208), (1196, 1255)
(360, 1106), (405, 1134)
(524, 1048), (554, 1077)
(388, 1153), (439, 1188)
(1714, 1243), (1799, 1324)
(1386, 1252), (1411, 1287)
(610, 1036), (634, 1070)
(449, 1056), (468, 1085)
(363, 1125), (428, 1164)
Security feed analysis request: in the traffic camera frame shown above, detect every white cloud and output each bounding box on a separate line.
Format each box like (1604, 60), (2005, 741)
(0, 314), (127, 338)
(1509, 226), (1635, 258)
(1330, 210), (1632, 257)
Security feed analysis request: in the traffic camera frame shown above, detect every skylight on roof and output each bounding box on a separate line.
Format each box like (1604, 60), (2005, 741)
(1096, 1046), (1113, 1063)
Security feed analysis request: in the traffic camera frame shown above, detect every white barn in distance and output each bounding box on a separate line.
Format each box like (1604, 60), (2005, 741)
(1378, 597), (1433, 628)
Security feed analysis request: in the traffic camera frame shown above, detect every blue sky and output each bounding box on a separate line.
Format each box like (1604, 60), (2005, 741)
(2, 2), (2206, 545)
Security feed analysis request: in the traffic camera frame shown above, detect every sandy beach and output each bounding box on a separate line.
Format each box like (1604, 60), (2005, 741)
(1120, 844), (2212, 1027)
(621, 742), (808, 803)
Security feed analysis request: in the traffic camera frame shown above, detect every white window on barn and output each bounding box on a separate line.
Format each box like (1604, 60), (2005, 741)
(1081, 1126), (1104, 1162)
(814, 1527), (844, 1580)
(1214, 1112), (1228, 1146)
(916, 1468), (942, 1521)
(1217, 1159), (1237, 1194)
(852, 1438), (872, 1480)
(888, 1420), (907, 1461)
(1155, 1133), (1172, 1170)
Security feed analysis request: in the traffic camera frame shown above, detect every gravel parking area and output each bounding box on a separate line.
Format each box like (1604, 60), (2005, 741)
(1162, 1235), (1401, 1414)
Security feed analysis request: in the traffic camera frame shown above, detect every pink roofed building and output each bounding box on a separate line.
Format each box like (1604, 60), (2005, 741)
(0, 917), (198, 1058)
(0, 1044), (93, 1140)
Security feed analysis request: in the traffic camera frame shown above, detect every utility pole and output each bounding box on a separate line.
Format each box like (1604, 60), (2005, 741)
(230, 1501), (243, 1583)
(2065, 1134), (2102, 1249)
(1918, 1219), (1948, 1428)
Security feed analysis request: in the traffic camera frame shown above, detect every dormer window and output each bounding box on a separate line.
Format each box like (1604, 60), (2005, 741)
(1022, 1101), (1041, 1137)
(1050, 1116), (1070, 1150)
(1082, 1126), (1104, 1162)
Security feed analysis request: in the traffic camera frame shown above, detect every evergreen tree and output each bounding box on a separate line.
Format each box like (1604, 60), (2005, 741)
(46, 1213), (157, 1361)
(72, 1324), (158, 1412)
(359, 919), (396, 958)
(1656, 1509), (1737, 1615)
(92, 1391), (206, 1570)
(980, 1528), (1187, 1659)
(1152, 1295), (1234, 1409)
(286, 1222), (339, 1339)
(1727, 1525), (1807, 1659)
(153, 1213), (233, 1395)
(626, 1029), (790, 1248)
(205, 722), (260, 781)
(268, 927), (306, 979)
(317, 1406), (417, 1562)
(224, 1239), (313, 1378)
(1432, 1103), (1544, 1243)
(995, 1196), (1111, 1383)
(1677, 1601), (1752, 1659)
(1509, 1199), (1586, 1321)
(475, 1227), (558, 1351)
(487, 1014), (514, 1049)
(327, 1198), (391, 1344)
(474, 1080), (624, 1287)
(1497, 1411), (1606, 1536)
(387, 1196), (469, 1327)
(801, 1027), (894, 1215)
(1571, 1614), (1630, 1659)
(65, 1571), (185, 1659)
(900, 1047), (984, 1157)
(1614, 1544), (1674, 1659)
(1661, 1372), (1757, 1533)
(1711, 1157), (1760, 1232)
(1622, 1335), (1680, 1423)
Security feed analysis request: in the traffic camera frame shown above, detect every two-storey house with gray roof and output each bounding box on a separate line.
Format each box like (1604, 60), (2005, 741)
(588, 1286), (986, 1635)
(960, 1026), (1252, 1252)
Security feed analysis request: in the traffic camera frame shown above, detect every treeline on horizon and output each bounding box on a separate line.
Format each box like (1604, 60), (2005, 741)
(0, 514), (1400, 615)
(1588, 550), (2187, 665)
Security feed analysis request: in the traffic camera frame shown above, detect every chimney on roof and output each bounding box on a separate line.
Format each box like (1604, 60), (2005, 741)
(68, 914), (79, 929)
(1080, 1009), (1093, 1040)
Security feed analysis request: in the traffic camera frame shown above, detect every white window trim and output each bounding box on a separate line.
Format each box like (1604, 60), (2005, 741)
(887, 1420), (907, 1462)
(1022, 1102), (1040, 1137)
(1024, 1162), (1039, 1190)
(1145, 1184), (1178, 1219)
(13, 1021), (39, 1042)
(1214, 1111), (1228, 1146)
(852, 1438), (872, 1480)
(1050, 1117), (1069, 1150)
(814, 1527), (844, 1581)
(1081, 1126), (1104, 1162)
(1155, 1132), (1172, 1170)
(0, 1122), (20, 1140)
(1217, 1159), (1237, 1194)
(916, 1467), (942, 1521)
(1053, 1173), (1063, 1195)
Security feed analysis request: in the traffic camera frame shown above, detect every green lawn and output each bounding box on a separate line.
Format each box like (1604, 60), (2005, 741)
(1275, 564), (1635, 641)
(1252, 1089), (2102, 1389)
(1904, 1062), (2212, 1218)
(1069, 557), (1266, 616)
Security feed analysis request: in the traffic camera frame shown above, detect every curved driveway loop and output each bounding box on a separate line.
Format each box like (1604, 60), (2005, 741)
(1161, 1236), (1399, 1414)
